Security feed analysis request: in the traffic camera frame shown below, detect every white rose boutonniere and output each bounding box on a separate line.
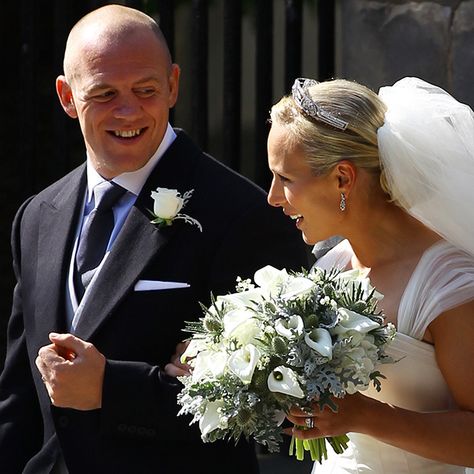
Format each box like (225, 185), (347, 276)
(150, 187), (202, 231)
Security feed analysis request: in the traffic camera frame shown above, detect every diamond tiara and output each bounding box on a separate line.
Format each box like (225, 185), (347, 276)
(291, 78), (349, 131)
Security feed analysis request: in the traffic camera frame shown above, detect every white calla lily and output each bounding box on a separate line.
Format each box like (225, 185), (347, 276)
(305, 328), (333, 358)
(275, 315), (304, 339)
(267, 365), (304, 399)
(199, 400), (225, 437)
(254, 266), (315, 300)
(254, 266), (293, 299)
(333, 308), (380, 336)
(228, 344), (261, 384)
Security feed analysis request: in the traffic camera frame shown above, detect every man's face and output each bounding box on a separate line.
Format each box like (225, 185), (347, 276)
(58, 29), (179, 179)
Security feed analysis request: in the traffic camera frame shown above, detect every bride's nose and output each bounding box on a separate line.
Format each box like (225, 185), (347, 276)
(267, 177), (285, 208)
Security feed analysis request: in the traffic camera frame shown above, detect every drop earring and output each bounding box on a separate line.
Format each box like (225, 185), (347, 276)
(339, 192), (346, 211)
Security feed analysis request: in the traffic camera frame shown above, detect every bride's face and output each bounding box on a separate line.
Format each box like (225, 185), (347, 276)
(267, 122), (340, 245)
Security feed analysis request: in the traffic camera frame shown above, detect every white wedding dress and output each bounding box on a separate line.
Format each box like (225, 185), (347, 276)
(312, 239), (474, 474)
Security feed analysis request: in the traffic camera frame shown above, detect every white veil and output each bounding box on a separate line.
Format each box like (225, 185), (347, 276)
(377, 77), (474, 258)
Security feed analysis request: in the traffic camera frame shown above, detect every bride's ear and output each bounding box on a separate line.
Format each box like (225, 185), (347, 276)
(334, 160), (357, 196)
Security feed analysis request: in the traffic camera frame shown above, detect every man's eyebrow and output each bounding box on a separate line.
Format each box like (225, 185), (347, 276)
(82, 81), (112, 94)
(133, 76), (161, 85)
(85, 76), (161, 92)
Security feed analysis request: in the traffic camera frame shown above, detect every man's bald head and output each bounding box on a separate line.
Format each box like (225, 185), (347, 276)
(63, 5), (171, 83)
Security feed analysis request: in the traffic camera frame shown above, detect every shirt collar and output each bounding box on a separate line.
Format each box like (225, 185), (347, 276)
(86, 124), (177, 202)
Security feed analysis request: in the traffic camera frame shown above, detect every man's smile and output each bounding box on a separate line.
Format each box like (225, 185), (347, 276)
(110, 127), (146, 138)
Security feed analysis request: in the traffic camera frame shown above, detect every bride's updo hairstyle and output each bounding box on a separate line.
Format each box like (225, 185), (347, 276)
(270, 78), (391, 196)
(273, 77), (474, 258)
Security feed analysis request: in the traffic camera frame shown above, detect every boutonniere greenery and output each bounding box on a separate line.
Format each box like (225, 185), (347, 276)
(150, 187), (202, 231)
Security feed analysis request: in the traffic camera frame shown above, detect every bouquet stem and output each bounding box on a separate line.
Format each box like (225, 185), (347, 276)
(289, 432), (350, 462)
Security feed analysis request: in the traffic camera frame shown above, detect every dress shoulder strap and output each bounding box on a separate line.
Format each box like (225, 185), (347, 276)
(398, 241), (474, 339)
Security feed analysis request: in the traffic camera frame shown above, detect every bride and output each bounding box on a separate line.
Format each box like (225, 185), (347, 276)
(269, 77), (474, 473)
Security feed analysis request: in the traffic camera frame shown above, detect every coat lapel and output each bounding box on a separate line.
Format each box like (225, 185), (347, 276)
(35, 167), (86, 335)
(73, 131), (200, 340)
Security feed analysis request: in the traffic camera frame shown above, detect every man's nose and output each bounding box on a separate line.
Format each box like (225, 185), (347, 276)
(113, 94), (142, 119)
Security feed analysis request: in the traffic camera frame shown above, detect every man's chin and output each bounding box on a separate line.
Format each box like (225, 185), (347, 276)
(93, 158), (151, 179)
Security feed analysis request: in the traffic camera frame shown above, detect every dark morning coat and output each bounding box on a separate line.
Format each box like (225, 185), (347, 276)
(0, 130), (311, 474)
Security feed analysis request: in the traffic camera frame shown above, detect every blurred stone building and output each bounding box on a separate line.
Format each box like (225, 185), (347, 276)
(337, 0), (474, 107)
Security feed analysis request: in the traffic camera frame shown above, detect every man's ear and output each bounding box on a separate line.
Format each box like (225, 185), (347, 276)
(56, 75), (77, 118)
(167, 63), (180, 109)
(334, 160), (357, 197)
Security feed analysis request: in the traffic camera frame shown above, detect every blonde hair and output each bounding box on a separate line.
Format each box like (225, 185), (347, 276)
(270, 79), (391, 195)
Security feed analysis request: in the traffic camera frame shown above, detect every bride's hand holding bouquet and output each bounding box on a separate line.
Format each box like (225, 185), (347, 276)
(287, 391), (372, 445)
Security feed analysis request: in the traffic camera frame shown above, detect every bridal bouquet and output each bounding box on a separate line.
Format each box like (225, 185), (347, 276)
(177, 265), (395, 462)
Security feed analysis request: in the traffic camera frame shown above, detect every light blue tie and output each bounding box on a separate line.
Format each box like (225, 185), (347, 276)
(75, 181), (126, 299)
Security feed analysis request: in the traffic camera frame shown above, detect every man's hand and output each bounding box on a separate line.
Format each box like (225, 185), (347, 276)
(35, 333), (105, 410)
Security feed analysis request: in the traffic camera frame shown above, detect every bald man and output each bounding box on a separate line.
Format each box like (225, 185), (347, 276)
(0, 5), (310, 474)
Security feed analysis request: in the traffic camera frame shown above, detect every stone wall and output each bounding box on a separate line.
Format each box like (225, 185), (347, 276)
(337, 0), (474, 107)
